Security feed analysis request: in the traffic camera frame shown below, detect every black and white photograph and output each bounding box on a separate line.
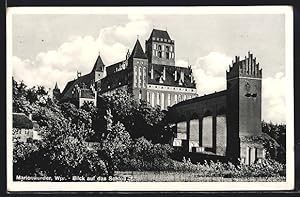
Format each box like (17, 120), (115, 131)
(6, 6), (294, 191)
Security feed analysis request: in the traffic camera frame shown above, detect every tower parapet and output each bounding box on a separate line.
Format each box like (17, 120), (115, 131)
(227, 52), (262, 80)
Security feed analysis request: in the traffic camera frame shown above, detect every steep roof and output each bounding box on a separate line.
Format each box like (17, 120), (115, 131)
(130, 39), (147, 59)
(61, 73), (94, 101)
(149, 29), (171, 40)
(99, 69), (128, 93)
(92, 55), (105, 72)
(13, 113), (33, 129)
(148, 64), (197, 88)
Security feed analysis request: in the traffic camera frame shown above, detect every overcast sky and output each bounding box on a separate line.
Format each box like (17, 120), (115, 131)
(11, 12), (287, 123)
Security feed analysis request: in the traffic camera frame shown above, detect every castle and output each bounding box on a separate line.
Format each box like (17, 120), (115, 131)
(54, 29), (198, 109)
(55, 29), (264, 164)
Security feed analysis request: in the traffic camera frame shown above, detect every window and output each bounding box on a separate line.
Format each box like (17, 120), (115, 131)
(158, 51), (162, 58)
(166, 52), (170, 59)
(147, 92), (150, 102)
(134, 66), (137, 88)
(167, 93), (171, 106)
(152, 50), (155, 56)
(162, 45), (165, 51)
(166, 46), (170, 52)
(143, 67), (147, 88)
(156, 92), (160, 105)
(161, 93), (164, 109)
(174, 94), (178, 104)
(139, 90), (142, 100)
(158, 45), (162, 50)
(151, 92), (155, 107)
(139, 67), (142, 88)
(153, 43), (157, 49)
(183, 94), (187, 101)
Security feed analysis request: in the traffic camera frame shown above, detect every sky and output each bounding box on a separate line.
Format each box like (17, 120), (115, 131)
(11, 12), (287, 123)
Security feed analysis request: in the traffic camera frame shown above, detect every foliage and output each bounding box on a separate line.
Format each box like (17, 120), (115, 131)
(121, 137), (174, 171)
(96, 90), (171, 143)
(96, 109), (132, 177)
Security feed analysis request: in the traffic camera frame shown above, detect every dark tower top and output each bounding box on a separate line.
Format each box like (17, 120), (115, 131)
(54, 82), (60, 90)
(145, 29), (175, 66)
(130, 39), (147, 59)
(53, 82), (61, 100)
(92, 54), (105, 72)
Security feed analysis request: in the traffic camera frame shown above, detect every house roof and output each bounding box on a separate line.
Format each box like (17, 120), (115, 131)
(130, 39), (147, 59)
(81, 89), (95, 99)
(61, 73), (94, 101)
(13, 113), (33, 129)
(149, 29), (171, 40)
(148, 64), (197, 88)
(92, 55), (105, 72)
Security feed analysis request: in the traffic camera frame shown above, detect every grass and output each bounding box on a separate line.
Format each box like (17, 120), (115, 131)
(114, 171), (286, 182)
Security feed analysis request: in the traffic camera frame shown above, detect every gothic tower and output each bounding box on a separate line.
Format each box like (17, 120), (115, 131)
(226, 52), (263, 163)
(128, 39), (148, 101)
(52, 82), (61, 101)
(92, 53), (105, 82)
(145, 29), (175, 66)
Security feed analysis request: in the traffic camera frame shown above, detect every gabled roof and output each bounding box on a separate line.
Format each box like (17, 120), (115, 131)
(148, 64), (197, 88)
(130, 39), (147, 59)
(13, 113), (33, 129)
(149, 29), (171, 40)
(92, 55), (105, 72)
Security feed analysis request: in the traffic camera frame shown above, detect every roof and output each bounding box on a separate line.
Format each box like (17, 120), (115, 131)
(130, 39), (147, 59)
(80, 89), (95, 99)
(61, 73), (94, 100)
(99, 69), (128, 93)
(92, 55), (105, 72)
(172, 90), (227, 108)
(13, 113), (33, 129)
(148, 64), (197, 88)
(149, 29), (171, 40)
(106, 60), (126, 75)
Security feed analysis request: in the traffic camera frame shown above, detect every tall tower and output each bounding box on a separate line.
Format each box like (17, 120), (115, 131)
(92, 53), (105, 82)
(226, 52), (263, 163)
(52, 82), (61, 101)
(145, 29), (175, 66)
(128, 39), (148, 101)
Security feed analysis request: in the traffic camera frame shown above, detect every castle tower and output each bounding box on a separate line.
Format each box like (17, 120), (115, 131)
(52, 82), (61, 101)
(226, 52), (263, 164)
(128, 39), (148, 101)
(145, 29), (175, 66)
(92, 53), (105, 82)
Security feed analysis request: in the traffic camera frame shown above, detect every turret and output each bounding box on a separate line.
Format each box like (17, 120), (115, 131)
(52, 82), (61, 101)
(92, 53), (105, 82)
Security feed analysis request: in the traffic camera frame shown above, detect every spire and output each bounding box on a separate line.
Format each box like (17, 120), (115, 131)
(130, 39), (147, 59)
(92, 53), (105, 72)
(54, 82), (59, 90)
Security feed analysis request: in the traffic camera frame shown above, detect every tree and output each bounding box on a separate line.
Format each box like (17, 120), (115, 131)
(97, 109), (132, 178)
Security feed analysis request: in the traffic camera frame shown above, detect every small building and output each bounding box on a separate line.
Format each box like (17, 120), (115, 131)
(13, 113), (41, 142)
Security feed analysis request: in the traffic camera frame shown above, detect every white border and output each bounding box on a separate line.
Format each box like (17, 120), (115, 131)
(6, 6), (294, 192)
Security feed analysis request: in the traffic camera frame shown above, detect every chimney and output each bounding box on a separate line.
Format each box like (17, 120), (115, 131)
(77, 71), (81, 78)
